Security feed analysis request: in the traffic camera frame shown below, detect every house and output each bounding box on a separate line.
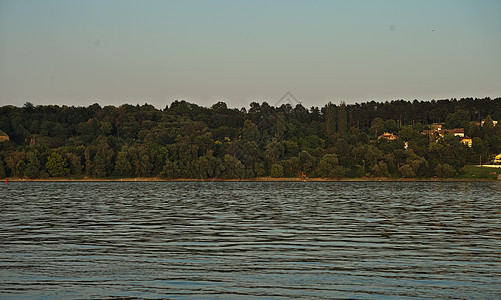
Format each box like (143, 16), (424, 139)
(444, 128), (465, 137)
(481, 119), (498, 126)
(378, 132), (398, 141)
(422, 127), (465, 140)
(0, 130), (9, 142)
(461, 137), (472, 147)
(493, 154), (501, 164)
(431, 124), (442, 131)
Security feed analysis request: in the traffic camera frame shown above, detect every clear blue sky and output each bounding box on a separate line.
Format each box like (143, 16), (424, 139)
(1, 0), (500, 109)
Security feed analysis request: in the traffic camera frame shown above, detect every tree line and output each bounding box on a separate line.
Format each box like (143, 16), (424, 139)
(1, 97), (500, 179)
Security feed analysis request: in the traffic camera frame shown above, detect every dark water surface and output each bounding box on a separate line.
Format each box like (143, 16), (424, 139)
(1, 182), (500, 299)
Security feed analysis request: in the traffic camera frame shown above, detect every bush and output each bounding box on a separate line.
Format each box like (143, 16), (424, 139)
(331, 165), (346, 178)
(0, 163), (6, 178)
(46, 152), (69, 177)
(371, 161), (389, 177)
(270, 163), (284, 178)
(24, 165), (40, 179)
(399, 164), (416, 178)
(346, 165), (365, 178)
(434, 163), (457, 178)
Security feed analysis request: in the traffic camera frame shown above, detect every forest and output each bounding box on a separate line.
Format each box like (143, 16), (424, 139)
(1, 97), (501, 180)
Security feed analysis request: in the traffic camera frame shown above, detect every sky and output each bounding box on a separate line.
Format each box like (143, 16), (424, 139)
(1, 0), (500, 109)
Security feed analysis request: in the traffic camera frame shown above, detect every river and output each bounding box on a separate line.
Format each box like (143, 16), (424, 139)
(1, 182), (500, 299)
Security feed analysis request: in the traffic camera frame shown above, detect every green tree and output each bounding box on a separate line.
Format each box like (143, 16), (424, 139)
(335, 138), (351, 161)
(365, 145), (383, 169)
(384, 119), (398, 133)
(162, 158), (181, 178)
(337, 101), (347, 135)
(471, 137), (490, 165)
(92, 137), (114, 177)
(371, 161), (389, 177)
(330, 165), (346, 178)
(0, 161), (6, 178)
(299, 150), (316, 176)
(24, 151), (40, 179)
(399, 164), (415, 178)
(100, 121), (113, 136)
(7, 151), (25, 178)
(264, 142), (284, 170)
(84, 147), (93, 177)
(270, 163), (284, 178)
(115, 149), (133, 176)
(317, 153), (341, 178)
(241, 141), (261, 175)
(137, 149), (153, 177)
(370, 117), (385, 138)
(222, 154), (245, 179)
(398, 126), (420, 142)
(274, 113), (286, 141)
(282, 140), (299, 158)
(466, 122), (481, 138)
(254, 162), (266, 177)
(482, 115), (495, 136)
(66, 152), (83, 176)
(242, 120), (260, 142)
(402, 149), (429, 177)
(346, 165), (365, 178)
(325, 102), (336, 139)
(434, 163), (456, 178)
(46, 152), (69, 177)
(445, 110), (469, 129)
(92, 154), (107, 177)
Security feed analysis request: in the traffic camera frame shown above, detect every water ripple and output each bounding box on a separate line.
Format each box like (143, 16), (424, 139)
(1, 182), (500, 299)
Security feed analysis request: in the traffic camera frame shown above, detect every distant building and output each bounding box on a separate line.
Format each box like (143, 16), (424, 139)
(0, 130), (9, 142)
(430, 124), (442, 131)
(421, 129), (437, 137)
(378, 132), (398, 141)
(444, 128), (464, 137)
(461, 137), (472, 147)
(422, 127), (464, 140)
(481, 119), (498, 126)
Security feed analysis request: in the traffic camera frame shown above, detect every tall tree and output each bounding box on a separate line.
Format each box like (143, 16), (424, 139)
(325, 102), (336, 137)
(46, 152), (69, 177)
(337, 101), (347, 135)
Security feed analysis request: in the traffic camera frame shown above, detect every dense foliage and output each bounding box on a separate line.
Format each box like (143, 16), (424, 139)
(1, 97), (501, 179)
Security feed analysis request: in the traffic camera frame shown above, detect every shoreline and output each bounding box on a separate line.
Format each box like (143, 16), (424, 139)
(4, 177), (500, 182)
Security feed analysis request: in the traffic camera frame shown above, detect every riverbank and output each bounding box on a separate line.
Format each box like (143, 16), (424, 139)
(4, 176), (500, 182)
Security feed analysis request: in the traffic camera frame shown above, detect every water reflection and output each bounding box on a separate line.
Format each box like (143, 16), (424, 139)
(1, 182), (500, 299)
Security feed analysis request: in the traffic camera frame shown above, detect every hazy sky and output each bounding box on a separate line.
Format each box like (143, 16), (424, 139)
(1, 0), (500, 109)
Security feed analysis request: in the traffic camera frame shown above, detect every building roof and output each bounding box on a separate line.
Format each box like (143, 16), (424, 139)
(422, 128), (464, 135)
(444, 128), (464, 134)
(378, 132), (398, 140)
(0, 130), (9, 142)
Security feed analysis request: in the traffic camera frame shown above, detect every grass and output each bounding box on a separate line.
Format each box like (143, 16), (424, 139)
(458, 165), (501, 180)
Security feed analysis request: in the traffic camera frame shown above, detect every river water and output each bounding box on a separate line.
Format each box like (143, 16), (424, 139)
(1, 182), (500, 299)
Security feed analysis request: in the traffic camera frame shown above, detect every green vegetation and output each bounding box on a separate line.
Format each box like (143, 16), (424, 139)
(458, 165), (501, 180)
(0, 97), (501, 180)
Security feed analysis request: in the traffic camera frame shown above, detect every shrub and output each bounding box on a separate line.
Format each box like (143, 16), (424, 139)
(371, 161), (389, 177)
(270, 163), (284, 178)
(434, 163), (457, 178)
(399, 164), (416, 178)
